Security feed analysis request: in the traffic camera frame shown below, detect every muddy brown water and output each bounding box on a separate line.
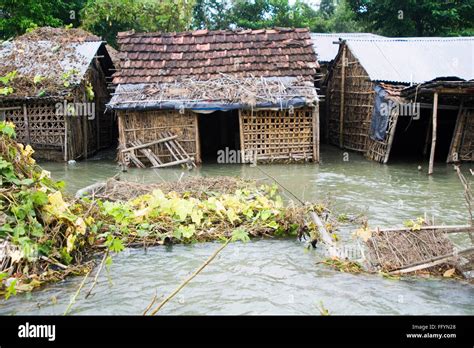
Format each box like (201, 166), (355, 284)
(0, 145), (472, 315)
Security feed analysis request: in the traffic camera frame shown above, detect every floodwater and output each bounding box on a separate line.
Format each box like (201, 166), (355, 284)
(0, 145), (473, 315)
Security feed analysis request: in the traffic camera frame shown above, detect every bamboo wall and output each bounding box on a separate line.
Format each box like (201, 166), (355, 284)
(449, 108), (474, 162)
(117, 109), (199, 166)
(0, 62), (114, 161)
(327, 46), (375, 153)
(239, 107), (318, 162)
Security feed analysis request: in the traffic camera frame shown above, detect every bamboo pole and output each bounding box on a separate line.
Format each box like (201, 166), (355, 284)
(84, 251), (108, 299)
(447, 103), (465, 163)
(194, 113), (201, 164)
(312, 105), (319, 163)
(428, 91), (438, 175)
(389, 247), (474, 275)
(383, 110), (399, 164)
(149, 238), (231, 315)
(120, 135), (178, 153)
(63, 269), (91, 315)
(339, 45), (346, 148)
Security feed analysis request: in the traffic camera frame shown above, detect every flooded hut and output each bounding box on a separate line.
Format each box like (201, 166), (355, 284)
(0, 27), (115, 161)
(310, 33), (384, 141)
(108, 28), (319, 167)
(326, 37), (474, 173)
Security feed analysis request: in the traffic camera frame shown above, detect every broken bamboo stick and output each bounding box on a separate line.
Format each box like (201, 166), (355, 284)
(121, 135), (178, 153)
(428, 91), (438, 175)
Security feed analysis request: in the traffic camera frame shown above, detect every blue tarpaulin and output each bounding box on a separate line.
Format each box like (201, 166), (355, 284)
(370, 85), (391, 141)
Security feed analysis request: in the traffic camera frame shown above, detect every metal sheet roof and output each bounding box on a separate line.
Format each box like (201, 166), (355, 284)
(0, 40), (102, 85)
(310, 33), (384, 63)
(345, 37), (474, 84)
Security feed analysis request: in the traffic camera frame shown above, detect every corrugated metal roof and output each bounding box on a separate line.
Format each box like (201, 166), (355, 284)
(0, 40), (102, 85)
(310, 33), (384, 63)
(345, 37), (474, 84)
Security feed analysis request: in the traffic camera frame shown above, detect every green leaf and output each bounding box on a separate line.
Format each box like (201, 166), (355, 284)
(231, 228), (250, 243)
(5, 279), (17, 300)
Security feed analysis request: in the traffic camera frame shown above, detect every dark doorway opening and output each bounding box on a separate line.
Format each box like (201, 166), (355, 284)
(389, 108), (458, 162)
(198, 110), (240, 162)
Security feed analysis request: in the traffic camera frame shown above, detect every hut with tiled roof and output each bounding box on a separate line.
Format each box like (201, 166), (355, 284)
(0, 27), (116, 161)
(108, 28), (319, 167)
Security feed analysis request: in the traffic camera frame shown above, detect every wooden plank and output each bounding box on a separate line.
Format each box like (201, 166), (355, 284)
(120, 135), (178, 153)
(129, 152), (146, 168)
(377, 225), (474, 234)
(428, 92), (439, 175)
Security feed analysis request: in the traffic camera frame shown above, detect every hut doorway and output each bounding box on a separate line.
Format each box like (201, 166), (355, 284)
(389, 108), (458, 162)
(198, 110), (240, 163)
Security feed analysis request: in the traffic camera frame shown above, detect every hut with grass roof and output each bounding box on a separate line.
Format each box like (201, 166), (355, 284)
(0, 27), (115, 161)
(108, 28), (319, 167)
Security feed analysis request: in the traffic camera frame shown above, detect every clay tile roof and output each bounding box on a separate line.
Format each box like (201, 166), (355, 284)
(113, 28), (319, 85)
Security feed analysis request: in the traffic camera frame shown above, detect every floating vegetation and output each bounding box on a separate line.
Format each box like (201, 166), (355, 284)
(318, 257), (364, 274)
(0, 121), (322, 298)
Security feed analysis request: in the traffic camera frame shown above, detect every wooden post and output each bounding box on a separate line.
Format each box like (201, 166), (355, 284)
(312, 106), (319, 163)
(23, 104), (31, 144)
(64, 115), (68, 162)
(428, 91), (438, 175)
(339, 44), (346, 148)
(447, 102), (465, 163)
(194, 112), (201, 164)
(238, 110), (245, 163)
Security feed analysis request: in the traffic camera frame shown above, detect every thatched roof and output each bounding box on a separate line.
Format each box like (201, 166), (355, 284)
(0, 27), (113, 100)
(108, 74), (318, 111)
(113, 28), (318, 84)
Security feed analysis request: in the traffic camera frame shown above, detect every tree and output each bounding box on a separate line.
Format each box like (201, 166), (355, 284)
(0, 0), (86, 40)
(347, 0), (474, 36)
(320, 0), (336, 18)
(192, 0), (231, 30)
(81, 0), (195, 46)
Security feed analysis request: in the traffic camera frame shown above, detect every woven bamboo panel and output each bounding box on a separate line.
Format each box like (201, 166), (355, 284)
(27, 102), (65, 147)
(240, 107), (315, 162)
(366, 111), (399, 163)
(459, 109), (474, 161)
(118, 109), (197, 165)
(3, 105), (27, 143)
(327, 47), (375, 152)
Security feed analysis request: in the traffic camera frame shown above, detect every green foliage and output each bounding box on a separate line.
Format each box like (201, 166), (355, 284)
(61, 69), (79, 88)
(231, 228), (250, 243)
(5, 279), (17, 300)
(0, 71), (18, 96)
(81, 0), (195, 47)
(347, 0), (474, 36)
(85, 82), (94, 101)
(0, 0), (86, 40)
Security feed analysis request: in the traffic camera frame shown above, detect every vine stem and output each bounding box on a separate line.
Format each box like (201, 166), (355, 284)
(63, 269), (91, 316)
(149, 238), (231, 315)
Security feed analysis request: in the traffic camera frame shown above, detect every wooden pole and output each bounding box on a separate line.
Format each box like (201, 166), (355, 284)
(23, 104), (31, 145)
(312, 106), (319, 163)
(428, 91), (438, 175)
(194, 113), (201, 164)
(238, 110), (246, 163)
(64, 113), (68, 162)
(447, 102), (465, 163)
(339, 45), (346, 148)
